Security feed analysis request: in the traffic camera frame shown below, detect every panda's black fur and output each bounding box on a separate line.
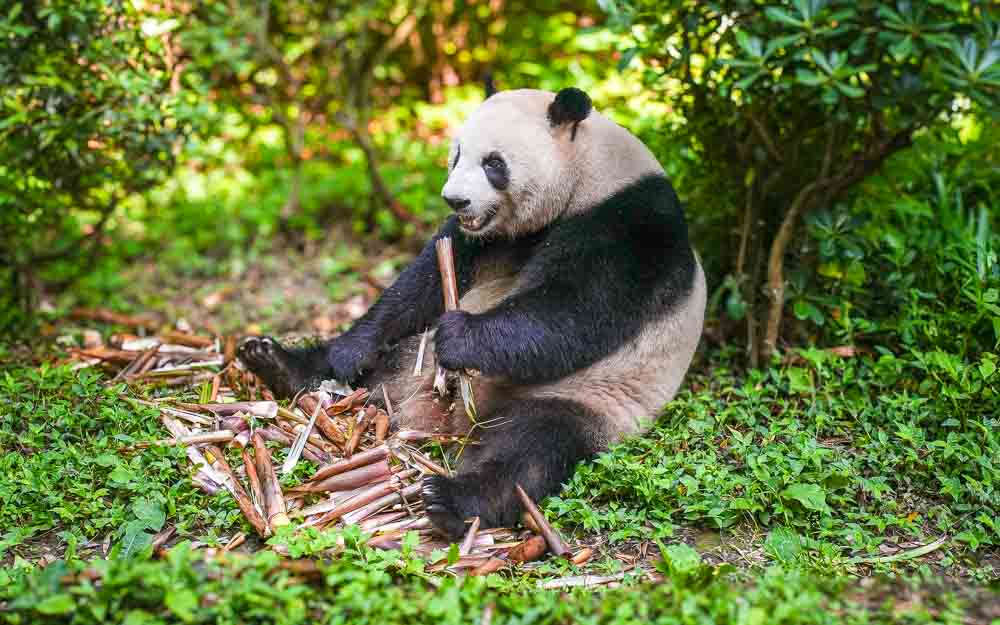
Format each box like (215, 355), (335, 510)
(239, 88), (701, 539)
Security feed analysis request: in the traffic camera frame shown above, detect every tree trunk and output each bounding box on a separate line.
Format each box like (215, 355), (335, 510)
(761, 181), (820, 361)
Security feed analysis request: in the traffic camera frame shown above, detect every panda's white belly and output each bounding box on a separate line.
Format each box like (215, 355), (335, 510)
(531, 259), (706, 439)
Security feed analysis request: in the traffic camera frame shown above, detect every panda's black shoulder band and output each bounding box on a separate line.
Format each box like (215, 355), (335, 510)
(548, 87), (591, 140)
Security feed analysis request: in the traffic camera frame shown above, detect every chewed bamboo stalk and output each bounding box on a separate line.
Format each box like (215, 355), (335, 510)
(252, 432), (289, 529)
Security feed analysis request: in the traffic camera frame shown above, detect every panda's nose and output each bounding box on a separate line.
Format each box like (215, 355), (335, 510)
(443, 195), (471, 212)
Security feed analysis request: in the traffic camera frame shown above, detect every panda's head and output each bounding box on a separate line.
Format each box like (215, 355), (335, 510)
(441, 87), (662, 239)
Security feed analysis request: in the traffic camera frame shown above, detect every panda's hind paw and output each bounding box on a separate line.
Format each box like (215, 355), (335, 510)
(421, 475), (471, 540)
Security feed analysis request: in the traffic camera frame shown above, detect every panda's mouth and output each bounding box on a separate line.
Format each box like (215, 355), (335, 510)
(458, 210), (494, 232)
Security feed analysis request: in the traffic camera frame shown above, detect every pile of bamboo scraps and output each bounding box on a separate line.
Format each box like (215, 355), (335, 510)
(137, 386), (594, 576)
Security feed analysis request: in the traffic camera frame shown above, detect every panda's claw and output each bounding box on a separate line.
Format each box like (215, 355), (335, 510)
(421, 475), (468, 540)
(237, 336), (313, 398)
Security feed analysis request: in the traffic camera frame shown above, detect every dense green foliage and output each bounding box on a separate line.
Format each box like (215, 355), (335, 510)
(604, 0), (1000, 362)
(1, 0), (999, 621)
(0, 1), (206, 324)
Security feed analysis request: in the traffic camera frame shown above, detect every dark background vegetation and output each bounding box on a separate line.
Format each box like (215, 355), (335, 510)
(1, 0), (999, 622)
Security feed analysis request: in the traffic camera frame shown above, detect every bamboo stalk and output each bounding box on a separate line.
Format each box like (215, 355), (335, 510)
(209, 374), (221, 402)
(160, 330), (215, 349)
(571, 547), (593, 565)
(289, 459), (391, 493)
(204, 445), (269, 536)
(133, 430), (235, 449)
(435, 236), (477, 420)
(515, 484), (568, 557)
(308, 445), (389, 482)
(252, 433), (290, 528)
(192, 401), (278, 419)
(359, 511), (409, 533)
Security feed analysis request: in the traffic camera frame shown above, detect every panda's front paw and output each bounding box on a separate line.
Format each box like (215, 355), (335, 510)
(325, 334), (379, 383)
(435, 310), (479, 371)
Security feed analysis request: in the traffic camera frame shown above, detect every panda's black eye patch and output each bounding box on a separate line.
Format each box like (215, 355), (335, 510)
(482, 152), (509, 190)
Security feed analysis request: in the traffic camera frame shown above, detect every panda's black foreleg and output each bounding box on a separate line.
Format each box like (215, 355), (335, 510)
(237, 337), (333, 398)
(422, 398), (605, 540)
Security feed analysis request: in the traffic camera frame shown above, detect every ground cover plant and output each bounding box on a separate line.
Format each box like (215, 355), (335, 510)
(1, 0), (998, 623)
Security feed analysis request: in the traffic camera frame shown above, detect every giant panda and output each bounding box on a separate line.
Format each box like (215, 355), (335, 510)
(239, 87), (706, 539)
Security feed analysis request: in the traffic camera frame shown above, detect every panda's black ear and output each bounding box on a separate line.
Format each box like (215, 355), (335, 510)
(484, 72), (497, 99)
(547, 88), (592, 127)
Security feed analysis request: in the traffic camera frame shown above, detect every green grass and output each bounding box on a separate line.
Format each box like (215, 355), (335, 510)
(551, 348), (1000, 575)
(0, 367), (225, 562)
(0, 529), (978, 625)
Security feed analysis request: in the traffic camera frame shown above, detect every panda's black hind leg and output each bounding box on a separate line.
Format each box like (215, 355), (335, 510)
(422, 398), (605, 540)
(237, 337), (330, 398)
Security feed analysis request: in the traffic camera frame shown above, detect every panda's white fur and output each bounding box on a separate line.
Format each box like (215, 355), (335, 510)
(442, 89), (664, 240)
(239, 87), (706, 539)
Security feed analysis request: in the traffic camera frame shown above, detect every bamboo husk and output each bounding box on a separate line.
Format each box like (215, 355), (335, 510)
(346, 405), (377, 456)
(508, 535), (547, 563)
(515, 484), (568, 557)
(359, 511), (409, 532)
(192, 401), (278, 419)
(292, 486), (368, 518)
(470, 558), (507, 576)
(289, 459), (391, 493)
(251, 433), (289, 528)
(571, 547), (593, 565)
(257, 427), (330, 465)
(275, 420), (337, 454)
(204, 445), (268, 536)
(69, 347), (141, 365)
(242, 448), (266, 517)
(308, 445), (389, 483)
(374, 410), (390, 444)
(310, 469), (418, 527)
(340, 482), (422, 525)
